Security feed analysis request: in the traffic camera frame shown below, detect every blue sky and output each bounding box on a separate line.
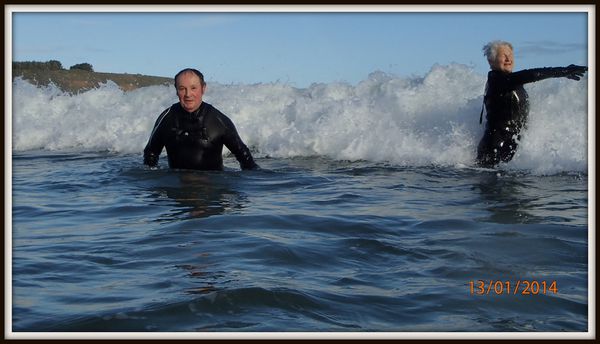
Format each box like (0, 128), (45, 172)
(9, 6), (590, 87)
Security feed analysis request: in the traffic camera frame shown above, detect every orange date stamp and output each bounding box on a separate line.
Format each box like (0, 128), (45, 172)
(469, 280), (558, 295)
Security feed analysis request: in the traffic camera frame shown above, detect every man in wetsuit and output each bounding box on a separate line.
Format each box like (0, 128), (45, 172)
(476, 40), (587, 167)
(143, 68), (258, 170)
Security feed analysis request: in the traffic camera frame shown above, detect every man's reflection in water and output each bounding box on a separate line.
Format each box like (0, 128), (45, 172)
(176, 262), (222, 295)
(149, 170), (249, 220)
(144, 170), (250, 294)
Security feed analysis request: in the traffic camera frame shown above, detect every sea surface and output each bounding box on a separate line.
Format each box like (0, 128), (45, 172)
(9, 65), (591, 336)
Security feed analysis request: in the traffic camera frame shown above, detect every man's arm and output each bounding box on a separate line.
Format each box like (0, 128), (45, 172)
(143, 107), (172, 167)
(218, 114), (259, 170)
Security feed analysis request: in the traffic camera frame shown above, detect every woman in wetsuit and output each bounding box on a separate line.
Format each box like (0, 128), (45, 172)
(476, 40), (587, 167)
(143, 68), (258, 170)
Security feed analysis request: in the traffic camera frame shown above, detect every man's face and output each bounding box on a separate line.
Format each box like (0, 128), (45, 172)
(490, 45), (514, 73)
(176, 71), (206, 113)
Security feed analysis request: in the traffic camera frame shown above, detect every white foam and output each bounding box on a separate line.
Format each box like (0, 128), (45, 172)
(11, 63), (588, 174)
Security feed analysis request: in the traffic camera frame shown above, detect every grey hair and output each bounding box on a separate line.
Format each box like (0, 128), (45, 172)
(482, 40), (513, 63)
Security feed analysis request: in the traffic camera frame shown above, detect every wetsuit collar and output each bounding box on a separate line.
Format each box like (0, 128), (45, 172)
(179, 101), (205, 116)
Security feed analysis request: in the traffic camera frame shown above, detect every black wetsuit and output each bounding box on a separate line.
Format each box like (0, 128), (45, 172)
(143, 102), (258, 170)
(476, 67), (579, 167)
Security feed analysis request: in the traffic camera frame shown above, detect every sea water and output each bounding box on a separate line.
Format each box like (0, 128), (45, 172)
(9, 64), (591, 335)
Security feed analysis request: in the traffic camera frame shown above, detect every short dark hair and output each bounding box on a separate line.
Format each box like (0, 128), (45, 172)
(174, 68), (205, 87)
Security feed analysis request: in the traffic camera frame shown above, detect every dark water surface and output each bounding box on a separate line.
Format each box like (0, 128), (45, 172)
(11, 151), (589, 334)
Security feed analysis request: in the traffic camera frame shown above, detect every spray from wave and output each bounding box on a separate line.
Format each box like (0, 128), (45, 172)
(11, 64), (588, 174)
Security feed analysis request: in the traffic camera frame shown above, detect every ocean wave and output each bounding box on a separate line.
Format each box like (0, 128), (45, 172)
(11, 63), (589, 174)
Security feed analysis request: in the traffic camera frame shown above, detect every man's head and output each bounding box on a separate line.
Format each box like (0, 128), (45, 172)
(483, 40), (514, 73)
(175, 68), (207, 113)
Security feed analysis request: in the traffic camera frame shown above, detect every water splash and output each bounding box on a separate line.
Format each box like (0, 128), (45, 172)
(11, 63), (588, 174)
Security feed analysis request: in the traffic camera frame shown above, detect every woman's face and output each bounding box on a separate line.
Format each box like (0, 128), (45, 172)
(490, 45), (514, 73)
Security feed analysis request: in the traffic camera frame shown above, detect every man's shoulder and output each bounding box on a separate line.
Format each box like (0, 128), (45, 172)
(202, 102), (223, 114)
(202, 103), (235, 128)
(157, 103), (179, 116)
(203, 102), (230, 119)
(154, 103), (177, 123)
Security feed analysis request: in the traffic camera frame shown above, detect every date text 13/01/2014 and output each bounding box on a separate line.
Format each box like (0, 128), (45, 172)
(469, 280), (558, 296)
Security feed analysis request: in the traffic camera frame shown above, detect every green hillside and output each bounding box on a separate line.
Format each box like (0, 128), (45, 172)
(13, 67), (173, 93)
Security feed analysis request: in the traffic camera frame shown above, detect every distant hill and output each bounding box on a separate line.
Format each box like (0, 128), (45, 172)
(12, 68), (173, 93)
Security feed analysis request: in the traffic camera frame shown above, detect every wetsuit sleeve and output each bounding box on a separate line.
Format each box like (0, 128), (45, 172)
(143, 107), (171, 167)
(490, 65), (587, 92)
(218, 115), (259, 170)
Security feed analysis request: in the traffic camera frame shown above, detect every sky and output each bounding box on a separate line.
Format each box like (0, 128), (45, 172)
(8, 5), (591, 87)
